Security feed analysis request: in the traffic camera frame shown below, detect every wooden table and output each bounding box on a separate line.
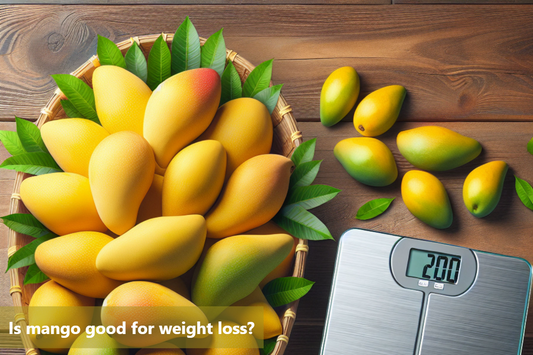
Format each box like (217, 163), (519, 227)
(2, 2), (533, 354)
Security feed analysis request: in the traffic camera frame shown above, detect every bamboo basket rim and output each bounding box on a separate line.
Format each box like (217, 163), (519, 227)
(8, 33), (307, 355)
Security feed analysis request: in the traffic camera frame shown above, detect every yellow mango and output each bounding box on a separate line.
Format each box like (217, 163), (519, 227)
(69, 332), (128, 355)
(198, 98), (272, 179)
(20, 172), (106, 235)
(463, 161), (508, 218)
(320, 66), (360, 127)
(41, 118), (109, 177)
(353, 85), (406, 137)
(144, 68), (221, 168)
(89, 131), (155, 235)
(137, 174), (164, 224)
(97, 215), (206, 281)
(36, 231), (122, 298)
(163, 140), (226, 216)
(29, 281), (94, 354)
(93, 65), (152, 135)
(101, 281), (208, 347)
(402, 170), (453, 229)
(136, 343), (185, 355)
(205, 154), (293, 239)
(187, 321), (259, 355)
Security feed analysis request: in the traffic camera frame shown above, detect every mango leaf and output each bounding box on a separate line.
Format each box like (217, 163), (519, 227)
(15, 117), (47, 153)
(172, 16), (201, 74)
(51, 74), (99, 124)
(355, 198), (395, 220)
(24, 263), (49, 285)
(96, 35), (126, 68)
(243, 59), (273, 98)
(291, 138), (316, 167)
(60, 100), (83, 118)
(125, 41), (148, 82)
(146, 35), (171, 91)
(0, 130), (25, 156)
(515, 176), (533, 210)
(253, 84), (283, 114)
(260, 337), (277, 355)
(220, 61), (242, 106)
(289, 160), (322, 189)
(201, 28), (226, 77)
(528, 138), (533, 155)
(0, 213), (49, 238)
(274, 205), (333, 240)
(285, 184), (340, 210)
(0, 152), (62, 175)
(7, 233), (56, 271)
(262, 277), (315, 307)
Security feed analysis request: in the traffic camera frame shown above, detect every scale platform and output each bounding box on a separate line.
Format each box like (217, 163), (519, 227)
(320, 229), (532, 355)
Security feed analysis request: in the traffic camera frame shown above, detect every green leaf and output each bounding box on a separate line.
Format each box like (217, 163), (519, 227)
(289, 160), (322, 189)
(285, 184), (340, 210)
(24, 263), (50, 285)
(515, 176), (533, 210)
(274, 205), (334, 240)
(0, 130), (25, 156)
(528, 137), (533, 155)
(253, 84), (282, 114)
(60, 100), (83, 118)
(291, 138), (316, 167)
(259, 337), (277, 355)
(125, 42), (148, 82)
(200, 28), (226, 77)
(7, 233), (56, 271)
(0, 213), (49, 238)
(262, 277), (315, 307)
(0, 152), (62, 175)
(355, 198), (395, 220)
(243, 59), (273, 98)
(172, 16), (201, 75)
(147, 35), (172, 91)
(51, 74), (99, 124)
(97, 35), (126, 68)
(220, 61), (242, 106)
(15, 117), (47, 153)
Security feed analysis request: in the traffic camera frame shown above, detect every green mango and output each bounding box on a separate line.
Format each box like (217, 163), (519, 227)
(397, 126), (482, 171)
(320, 67), (360, 127)
(463, 161), (508, 218)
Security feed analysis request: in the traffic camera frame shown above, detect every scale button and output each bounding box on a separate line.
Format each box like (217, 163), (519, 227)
(434, 283), (444, 290)
(418, 280), (429, 287)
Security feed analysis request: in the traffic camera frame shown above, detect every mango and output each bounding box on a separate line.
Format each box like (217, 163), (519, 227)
(136, 344), (185, 355)
(320, 66), (360, 127)
(97, 215), (206, 281)
(101, 281), (208, 347)
(354, 85), (406, 137)
(192, 234), (293, 309)
(144, 68), (221, 168)
(138, 174), (164, 224)
(197, 98), (272, 179)
(163, 140), (226, 216)
(36, 231), (122, 298)
(93, 65), (152, 135)
(29, 281), (94, 354)
(463, 161), (508, 218)
(205, 154), (293, 239)
(402, 170), (453, 229)
(89, 131), (155, 235)
(187, 321), (259, 355)
(41, 118), (109, 177)
(397, 126), (482, 171)
(334, 137), (398, 187)
(69, 332), (128, 355)
(20, 172), (106, 235)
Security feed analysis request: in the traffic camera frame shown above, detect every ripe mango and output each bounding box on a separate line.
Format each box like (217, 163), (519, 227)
(89, 131), (155, 235)
(36, 231), (122, 298)
(205, 154), (293, 239)
(97, 215), (206, 281)
(41, 118), (109, 177)
(93, 65), (151, 135)
(136, 344), (185, 355)
(144, 68), (221, 168)
(397, 126), (482, 171)
(69, 332), (128, 355)
(197, 98), (272, 179)
(463, 161), (508, 218)
(20, 172), (106, 235)
(192, 234), (293, 309)
(163, 140), (226, 216)
(138, 174), (164, 224)
(402, 170), (453, 229)
(354, 85), (406, 137)
(187, 321), (259, 355)
(320, 66), (360, 127)
(101, 281), (208, 347)
(334, 137), (398, 187)
(29, 281), (94, 354)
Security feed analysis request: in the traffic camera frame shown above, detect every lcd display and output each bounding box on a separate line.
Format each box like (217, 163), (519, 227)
(406, 248), (461, 284)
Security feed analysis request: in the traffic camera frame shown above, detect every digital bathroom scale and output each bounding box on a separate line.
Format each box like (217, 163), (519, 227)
(320, 229), (532, 355)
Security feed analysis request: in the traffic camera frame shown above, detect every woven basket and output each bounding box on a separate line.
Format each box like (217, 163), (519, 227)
(8, 34), (307, 355)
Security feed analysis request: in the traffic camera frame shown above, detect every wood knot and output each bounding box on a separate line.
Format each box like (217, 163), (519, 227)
(47, 32), (65, 53)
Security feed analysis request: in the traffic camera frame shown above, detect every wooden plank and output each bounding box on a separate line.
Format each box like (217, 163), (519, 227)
(396, 0), (533, 4)
(1, 5), (533, 122)
(3, 0), (388, 4)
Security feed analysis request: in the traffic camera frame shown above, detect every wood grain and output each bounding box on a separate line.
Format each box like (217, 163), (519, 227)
(4, 0), (389, 4)
(396, 0), (533, 4)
